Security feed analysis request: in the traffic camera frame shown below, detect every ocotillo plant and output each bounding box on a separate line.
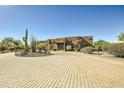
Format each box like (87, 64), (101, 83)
(31, 36), (37, 52)
(23, 29), (28, 51)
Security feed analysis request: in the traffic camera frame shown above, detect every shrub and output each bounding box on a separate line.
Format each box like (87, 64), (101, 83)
(15, 50), (27, 56)
(108, 43), (124, 57)
(102, 45), (109, 52)
(14, 40), (24, 50)
(16, 45), (24, 50)
(0, 43), (8, 51)
(94, 40), (112, 52)
(37, 43), (46, 52)
(9, 47), (15, 51)
(80, 46), (95, 54)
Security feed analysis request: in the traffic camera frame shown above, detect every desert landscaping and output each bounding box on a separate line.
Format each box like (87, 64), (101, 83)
(0, 6), (124, 88)
(0, 51), (124, 88)
(0, 30), (124, 88)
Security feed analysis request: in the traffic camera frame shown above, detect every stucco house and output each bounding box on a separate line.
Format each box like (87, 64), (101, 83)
(37, 36), (93, 51)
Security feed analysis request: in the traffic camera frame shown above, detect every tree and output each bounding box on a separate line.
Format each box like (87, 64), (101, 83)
(2, 37), (14, 43)
(0, 37), (24, 51)
(94, 40), (112, 53)
(2, 37), (15, 50)
(13, 40), (24, 49)
(118, 32), (124, 41)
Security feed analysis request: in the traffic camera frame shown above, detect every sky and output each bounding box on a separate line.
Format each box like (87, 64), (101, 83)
(0, 5), (124, 42)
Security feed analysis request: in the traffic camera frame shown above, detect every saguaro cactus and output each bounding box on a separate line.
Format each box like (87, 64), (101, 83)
(23, 29), (28, 51)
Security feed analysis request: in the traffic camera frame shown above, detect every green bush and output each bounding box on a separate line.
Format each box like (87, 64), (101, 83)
(0, 43), (8, 51)
(15, 45), (24, 50)
(108, 43), (124, 57)
(14, 40), (24, 50)
(94, 40), (112, 52)
(81, 46), (95, 54)
(37, 43), (46, 52)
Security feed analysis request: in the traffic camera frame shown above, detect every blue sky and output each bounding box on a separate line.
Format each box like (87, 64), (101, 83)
(0, 5), (124, 42)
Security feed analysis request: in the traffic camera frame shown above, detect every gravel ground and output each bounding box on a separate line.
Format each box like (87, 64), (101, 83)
(0, 52), (124, 88)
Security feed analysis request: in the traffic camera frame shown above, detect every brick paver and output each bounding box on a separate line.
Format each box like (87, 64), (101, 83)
(0, 52), (124, 88)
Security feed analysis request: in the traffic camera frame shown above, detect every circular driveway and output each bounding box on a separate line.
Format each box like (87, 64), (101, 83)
(0, 52), (124, 88)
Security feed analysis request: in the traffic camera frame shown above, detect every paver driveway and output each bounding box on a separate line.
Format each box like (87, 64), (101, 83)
(0, 52), (124, 88)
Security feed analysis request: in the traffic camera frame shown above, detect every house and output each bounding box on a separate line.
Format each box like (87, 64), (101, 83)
(37, 36), (93, 51)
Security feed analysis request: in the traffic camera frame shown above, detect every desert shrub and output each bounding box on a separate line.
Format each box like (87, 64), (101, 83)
(94, 40), (112, 52)
(9, 47), (15, 51)
(15, 45), (24, 50)
(14, 40), (24, 50)
(0, 43), (8, 51)
(102, 45), (109, 52)
(37, 43), (46, 52)
(15, 50), (27, 56)
(80, 46), (95, 54)
(108, 43), (124, 57)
